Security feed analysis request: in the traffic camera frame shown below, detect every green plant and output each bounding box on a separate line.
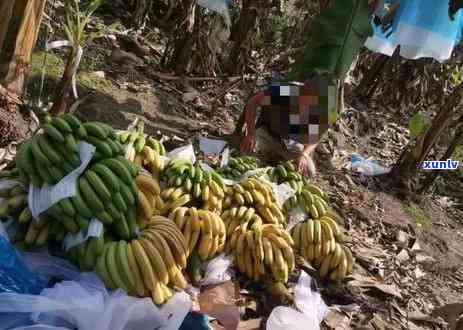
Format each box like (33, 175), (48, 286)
(402, 202), (432, 227)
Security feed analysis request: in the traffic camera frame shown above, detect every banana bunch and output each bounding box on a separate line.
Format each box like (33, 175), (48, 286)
(223, 177), (285, 225)
(119, 127), (166, 166)
(291, 216), (354, 281)
(285, 184), (330, 219)
(0, 183), (28, 218)
(169, 207), (226, 260)
(227, 221), (295, 283)
(216, 156), (258, 180)
(162, 160), (225, 214)
(135, 172), (163, 227)
(15, 115), (124, 187)
(68, 229), (106, 271)
(95, 216), (188, 305)
(34, 156), (140, 240)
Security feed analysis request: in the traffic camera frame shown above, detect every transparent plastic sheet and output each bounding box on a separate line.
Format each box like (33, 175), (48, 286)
(266, 271), (328, 330)
(200, 253), (234, 287)
(0, 273), (166, 330)
(350, 154), (390, 176)
(22, 251), (80, 283)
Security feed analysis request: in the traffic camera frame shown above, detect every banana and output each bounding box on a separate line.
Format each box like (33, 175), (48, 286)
(143, 230), (178, 284)
(343, 246), (355, 274)
(136, 174), (161, 196)
(130, 240), (156, 290)
(320, 216), (341, 237)
(299, 222), (308, 258)
(319, 254), (333, 277)
(138, 189), (153, 219)
(262, 237), (274, 266)
(83, 122), (108, 139)
(126, 242), (146, 296)
(96, 244), (116, 289)
(313, 220), (321, 244)
(138, 238), (169, 285)
(106, 242), (130, 292)
(79, 176), (104, 213)
(42, 124), (65, 143)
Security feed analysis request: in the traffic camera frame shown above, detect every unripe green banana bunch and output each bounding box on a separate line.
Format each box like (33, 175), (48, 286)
(15, 114), (124, 187)
(67, 229), (106, 272)
(162, 159), (225, 214)
(0, 183), (27, 218)
(217, 156), (258, 180)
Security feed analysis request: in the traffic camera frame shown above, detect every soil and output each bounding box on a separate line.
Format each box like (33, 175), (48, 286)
(0, 105), (30, 147)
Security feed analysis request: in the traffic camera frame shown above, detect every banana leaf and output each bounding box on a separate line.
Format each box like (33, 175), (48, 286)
(288, 0), (373, 80)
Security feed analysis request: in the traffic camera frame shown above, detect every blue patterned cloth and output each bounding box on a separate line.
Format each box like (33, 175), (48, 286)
(365, 0), (463, 62)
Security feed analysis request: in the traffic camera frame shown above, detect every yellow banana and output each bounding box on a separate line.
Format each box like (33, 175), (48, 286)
(130, 240), (156, 291)
(138, 238), (169, 285)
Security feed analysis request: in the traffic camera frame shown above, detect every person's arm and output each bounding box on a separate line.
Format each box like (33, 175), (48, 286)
(240, 91), (266, 153)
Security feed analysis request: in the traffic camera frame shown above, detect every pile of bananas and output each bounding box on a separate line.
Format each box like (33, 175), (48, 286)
(94, 217), (188, 305)
(226, 220), (294, 283)
(267, 161), (330, 217)
(216, 156), (258, 180)
(15, 114), (83, 186)
(118, 127), (166, 178)
(135, 171), (163, 225)
(223, 177), (285, 225)
(0, 182), (70, 247)
(162, 159), (225, 214)
(290, 216), (354, 281)
(169, 207), (226, 261)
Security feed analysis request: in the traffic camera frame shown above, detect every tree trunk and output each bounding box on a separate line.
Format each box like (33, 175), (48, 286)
(165, 0), (198, 75)
(420, 126), (463, 193)
(392, 82), (463, 185)
(0, 0), (46, 96)
(49, 51), (75, 115)
(227, 0), (261, 74)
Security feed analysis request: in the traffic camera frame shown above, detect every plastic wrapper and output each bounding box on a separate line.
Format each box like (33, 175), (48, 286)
(158, 291), (192, 330)
(286, 206), (307, 231)
(22, 251), (80, 283)
(266, 271), (327, 330)
(199, 137), (227, 157)
(0, 235), (45, 295)
(0, 273), (166, 330)
(62, 219), (104, 251)
(350, 154), (390, 176)
(200, 254), (234, 287)
(28, 142), (96, 220)
(166, 145), (196, 164)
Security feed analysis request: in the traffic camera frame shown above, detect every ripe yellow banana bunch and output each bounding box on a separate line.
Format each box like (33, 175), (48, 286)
(160, 186), (192, 215)
(94, 216), (187, 305)
(135, 146), (166, 180)
(169, 207), (226, 261)
(291, 216), (354, 281)
(227, 221), (294, 283)
(223, 178), (285, 225)
(136, 172), (164, 227)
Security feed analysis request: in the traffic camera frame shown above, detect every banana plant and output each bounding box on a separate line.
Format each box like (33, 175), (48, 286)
(50, 0), (117, 114)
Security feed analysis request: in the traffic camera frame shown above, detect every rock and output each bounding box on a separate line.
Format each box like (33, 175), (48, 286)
(89, 71), (105, 79)
(415, 252), (435, 265)
(396, 231), (409, 248)
(396, 249), (410, 263)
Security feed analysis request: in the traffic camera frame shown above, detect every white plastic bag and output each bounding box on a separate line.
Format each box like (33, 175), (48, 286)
(267, 271), (328, 330)
(200, 254), (234, 287)
(159, 292), (192, 330)
(166, 145), (196, 164)
(0, 273), (166, 330)
(63, 219), (104, 251)
(286, 206), (307, 231)
(199, 137), (227, 157)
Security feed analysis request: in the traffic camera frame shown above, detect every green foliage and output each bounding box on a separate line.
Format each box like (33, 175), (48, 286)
(63, 0), (120, 47)
(403, 202), (432, 227)
(409, 112), (427, 139)
(288, 0), (373, 80)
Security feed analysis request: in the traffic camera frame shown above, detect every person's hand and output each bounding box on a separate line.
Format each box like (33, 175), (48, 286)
(240, 131), (256, 154)
(294, 153), (316, 177)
